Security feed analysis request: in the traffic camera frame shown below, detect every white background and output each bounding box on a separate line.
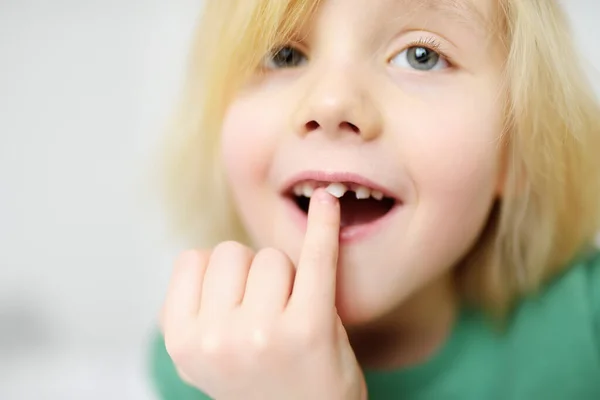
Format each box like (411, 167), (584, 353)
(0, 1), (598, 399)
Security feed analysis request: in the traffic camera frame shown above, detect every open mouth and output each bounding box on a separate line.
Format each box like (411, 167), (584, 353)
(286, 180), (399, 228)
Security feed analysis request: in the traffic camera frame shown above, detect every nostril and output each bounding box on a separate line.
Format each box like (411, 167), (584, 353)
(341, 121), (360, 133)
(305, 120), (320, 131)
(303, 120), (360, 134)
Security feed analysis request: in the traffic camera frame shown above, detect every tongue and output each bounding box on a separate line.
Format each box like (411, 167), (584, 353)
(339, 194), (392, 227)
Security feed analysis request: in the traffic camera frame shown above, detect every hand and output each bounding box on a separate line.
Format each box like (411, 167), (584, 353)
(160, 188), (366, 400)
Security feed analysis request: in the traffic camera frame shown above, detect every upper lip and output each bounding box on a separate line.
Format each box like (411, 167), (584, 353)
(280, 170), (401, 200)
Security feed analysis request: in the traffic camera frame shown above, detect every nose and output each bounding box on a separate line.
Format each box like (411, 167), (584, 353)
(291, 67), (383, 141)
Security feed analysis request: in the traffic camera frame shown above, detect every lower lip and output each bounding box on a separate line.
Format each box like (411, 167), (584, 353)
(283, 197), (400, 244)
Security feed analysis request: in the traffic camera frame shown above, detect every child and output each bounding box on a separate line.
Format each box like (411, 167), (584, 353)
(150, 0), (600, 398)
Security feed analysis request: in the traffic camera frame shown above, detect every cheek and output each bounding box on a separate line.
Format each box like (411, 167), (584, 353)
(220, 98), (283, 245)
(221, 101), (271, 188)
(407, 81), (502, 195)
(402, 87), (503, 240)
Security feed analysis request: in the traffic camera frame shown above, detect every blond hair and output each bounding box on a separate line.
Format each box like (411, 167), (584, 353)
(158, 0), (600, 316)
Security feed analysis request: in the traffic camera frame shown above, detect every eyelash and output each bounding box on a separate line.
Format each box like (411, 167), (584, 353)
(403, 36), (454, 67)
(261, 43), (307, 70)
(263, 36), (455, 70)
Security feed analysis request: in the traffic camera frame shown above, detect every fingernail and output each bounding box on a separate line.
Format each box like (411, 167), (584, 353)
(314, 188), (337, 205)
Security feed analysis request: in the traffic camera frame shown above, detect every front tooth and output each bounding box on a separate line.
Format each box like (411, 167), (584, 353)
(325, 182), (348, 198)
(355, 185), (371, 200)
(293, 185), (303, 196)
(302, 183), (315, 197)
(371, 190), (384, 201)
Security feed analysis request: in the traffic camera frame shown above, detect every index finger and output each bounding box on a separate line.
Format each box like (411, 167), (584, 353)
(289, 188), (341, 314)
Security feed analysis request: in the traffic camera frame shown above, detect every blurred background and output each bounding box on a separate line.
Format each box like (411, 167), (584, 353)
(0, 1), (598, 399)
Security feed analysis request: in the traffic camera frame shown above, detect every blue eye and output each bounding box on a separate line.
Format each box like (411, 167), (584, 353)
(391, 46), (449, 71)
(264, 46), (308, 69)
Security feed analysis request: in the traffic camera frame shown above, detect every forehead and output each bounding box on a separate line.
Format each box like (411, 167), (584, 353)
(401, 0), (491, 23)
(312, 0), (498, 33)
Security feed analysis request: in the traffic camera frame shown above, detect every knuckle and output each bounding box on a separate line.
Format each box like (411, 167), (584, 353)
(246, 326), (273, 355)
(165, 328), (226, 364)
(213, 241), (252, 259)
(198, 331), (228, 362)
(166, 325), (257, 379)
(253, 247), (288, 265)
(200, 329), (247, 376)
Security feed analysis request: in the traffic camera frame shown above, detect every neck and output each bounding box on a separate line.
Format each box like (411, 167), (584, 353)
(347, 273), (459, 371)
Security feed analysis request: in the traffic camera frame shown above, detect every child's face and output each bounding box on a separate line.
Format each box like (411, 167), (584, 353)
(220, 0), (505, 326)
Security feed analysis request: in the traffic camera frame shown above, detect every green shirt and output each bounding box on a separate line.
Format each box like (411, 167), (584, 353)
(149, 250), (600, 399)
